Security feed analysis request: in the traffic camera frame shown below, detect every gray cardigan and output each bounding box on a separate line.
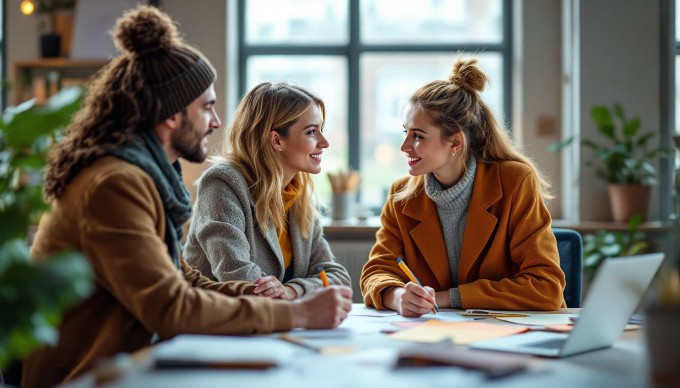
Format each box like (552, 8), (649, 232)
(184, 162), (351, 297)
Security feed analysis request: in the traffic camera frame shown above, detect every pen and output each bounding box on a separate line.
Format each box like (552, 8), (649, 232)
(461, 309), (528, 318)
(278, 334), (322, 353)
(317, 265), (330, 287)
(278, 334), (355, 355)
(395, 257), (439, 315)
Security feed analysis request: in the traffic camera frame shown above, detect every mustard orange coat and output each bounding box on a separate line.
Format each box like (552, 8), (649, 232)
(360, 160), (566, 311)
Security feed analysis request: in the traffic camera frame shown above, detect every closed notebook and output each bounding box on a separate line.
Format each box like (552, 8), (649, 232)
(396, 345), (530, 379)
(153, 334), (297, 370)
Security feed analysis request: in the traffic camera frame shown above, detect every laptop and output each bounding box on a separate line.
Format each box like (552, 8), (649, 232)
(470, 253), (664, 358)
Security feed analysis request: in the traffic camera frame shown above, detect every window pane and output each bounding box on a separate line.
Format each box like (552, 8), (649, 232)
(246, 56), (349, 206)
(361, 0), (503, 44)
(245, 0), (348, 45)
(359, 53), (504, 208)
(676, 56), (680, 133)
(676, 0), (680, 42)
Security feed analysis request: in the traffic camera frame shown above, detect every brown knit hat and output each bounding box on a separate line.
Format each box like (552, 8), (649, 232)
(113, 5), (216, 121)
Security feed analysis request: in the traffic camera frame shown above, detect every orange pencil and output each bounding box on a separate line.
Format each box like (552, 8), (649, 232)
(396, 257), (439, 314)
(317, 266), (330, 287)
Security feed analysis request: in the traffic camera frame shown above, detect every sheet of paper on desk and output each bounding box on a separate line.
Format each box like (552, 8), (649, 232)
(388, 321), (529, 345)
(496, 314), (575, 326)
(348, 304), (399, 317)
(347, 305), (470, 321)
(153, 334), (297, 369)
(407, 310), (471, 321)
(284, 328), (353, 339)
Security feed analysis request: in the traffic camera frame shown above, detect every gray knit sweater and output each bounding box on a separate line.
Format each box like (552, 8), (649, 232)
(184, 162), (351, 297)
(424, 158), (477, 308)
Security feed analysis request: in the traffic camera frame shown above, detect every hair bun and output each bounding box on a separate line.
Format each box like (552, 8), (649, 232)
(113, 5), (181, 55)
(448, 59), (487, 93)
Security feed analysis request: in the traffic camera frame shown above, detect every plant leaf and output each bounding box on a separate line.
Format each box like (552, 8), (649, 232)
(548, 137), (576, 153)
(591, 105), (615, 140)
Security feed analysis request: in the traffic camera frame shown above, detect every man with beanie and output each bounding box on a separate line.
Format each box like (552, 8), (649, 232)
(22, 5), (352, 387)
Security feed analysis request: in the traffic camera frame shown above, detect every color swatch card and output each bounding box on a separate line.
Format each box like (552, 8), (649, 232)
(388, 320), (529, 345)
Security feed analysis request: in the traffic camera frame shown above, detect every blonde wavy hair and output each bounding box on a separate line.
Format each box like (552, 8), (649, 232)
(211, 82), (324, 237)
(394, 58), (552, 202)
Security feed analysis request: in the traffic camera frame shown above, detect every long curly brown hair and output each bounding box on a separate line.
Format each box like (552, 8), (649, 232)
(43, 5), (183, 200)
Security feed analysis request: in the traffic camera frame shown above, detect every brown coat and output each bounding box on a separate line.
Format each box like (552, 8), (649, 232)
(361, 161), (565, 311)
(22, 157), (292, 387)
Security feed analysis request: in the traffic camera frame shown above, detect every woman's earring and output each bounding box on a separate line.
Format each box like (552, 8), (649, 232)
(450, 151), (456, 157)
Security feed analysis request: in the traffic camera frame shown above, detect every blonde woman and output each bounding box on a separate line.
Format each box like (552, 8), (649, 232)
(360, 59), (565, 316)
(185, 82), (351, 300)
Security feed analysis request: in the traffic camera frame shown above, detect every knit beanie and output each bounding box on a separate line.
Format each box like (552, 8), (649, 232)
(113, 5), (216, 122)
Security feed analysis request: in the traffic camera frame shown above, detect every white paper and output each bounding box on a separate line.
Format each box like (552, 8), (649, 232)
(153, 334), (297, 365)
(496, 314), (576, 326)
(348, 304), (400, 317)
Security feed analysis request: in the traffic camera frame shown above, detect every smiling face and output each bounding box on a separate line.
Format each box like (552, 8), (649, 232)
(401, 107), (464, 188)
(170, 84), (221, 163)
(272, 103), (328, 185)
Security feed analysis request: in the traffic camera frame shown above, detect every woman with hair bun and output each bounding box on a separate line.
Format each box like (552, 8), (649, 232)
(360, 58), (565, 317)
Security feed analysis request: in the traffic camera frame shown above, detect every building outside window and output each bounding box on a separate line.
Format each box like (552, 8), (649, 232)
(238, 0), (511, 210)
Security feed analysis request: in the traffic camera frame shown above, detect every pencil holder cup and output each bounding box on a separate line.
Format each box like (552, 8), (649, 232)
(331, 192), (355, 220)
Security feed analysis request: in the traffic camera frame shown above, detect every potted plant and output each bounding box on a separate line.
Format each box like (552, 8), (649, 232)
(550, 103), (665, 222)
(0, 87), (93, 384)
(580, 214), (648, 290)
(35, 0), (76, 58)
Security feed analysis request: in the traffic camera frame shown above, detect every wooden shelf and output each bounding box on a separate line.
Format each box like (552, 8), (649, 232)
(551, 220), (671, 234)
(322, 217), (670, 240)
(13, 58), (108, 105)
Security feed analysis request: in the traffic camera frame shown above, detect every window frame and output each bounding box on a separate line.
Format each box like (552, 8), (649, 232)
(1, 0), (5, 110)
(236, 0), (512, 178)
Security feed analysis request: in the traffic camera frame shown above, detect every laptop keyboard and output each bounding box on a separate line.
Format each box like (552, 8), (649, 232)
(525, 338), (566, 349)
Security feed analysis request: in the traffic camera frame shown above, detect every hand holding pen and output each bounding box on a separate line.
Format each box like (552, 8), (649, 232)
(395, 257), (439, 316)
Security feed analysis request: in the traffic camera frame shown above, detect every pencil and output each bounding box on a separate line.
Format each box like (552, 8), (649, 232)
(396, 257), (439, 315)
(317, 265), (330, 287)
(278, 334), (321, 353)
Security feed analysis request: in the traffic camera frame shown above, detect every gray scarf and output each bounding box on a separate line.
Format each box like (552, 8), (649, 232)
(108, 130), (192, 268)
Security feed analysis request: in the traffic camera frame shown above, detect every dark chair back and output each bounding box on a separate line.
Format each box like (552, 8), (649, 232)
(553, 228), (583, 308)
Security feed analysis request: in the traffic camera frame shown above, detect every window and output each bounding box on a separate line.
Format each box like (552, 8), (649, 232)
(238, 0), (511, 210)
(676, 0), (680, 133)
(0, 0), (4, 109)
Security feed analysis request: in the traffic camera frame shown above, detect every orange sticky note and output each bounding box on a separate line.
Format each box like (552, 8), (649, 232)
(389, 320), (529, 345)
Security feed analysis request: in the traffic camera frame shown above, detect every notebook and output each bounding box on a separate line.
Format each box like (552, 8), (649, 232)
(153, 334), (297, 369)
(470, 253), (664, 358)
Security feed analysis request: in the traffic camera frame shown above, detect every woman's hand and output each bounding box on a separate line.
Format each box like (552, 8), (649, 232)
(253, 275), (294, 299)
(384, 282), (437, 317)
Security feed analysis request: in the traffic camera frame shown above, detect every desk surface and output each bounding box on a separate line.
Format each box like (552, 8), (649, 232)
(95, 305), (648, 388)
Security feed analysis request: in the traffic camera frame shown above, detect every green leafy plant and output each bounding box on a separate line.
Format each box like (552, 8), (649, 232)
(0, 87), (93, 370)
(582, 214), (648, 278)
(35, 0), (76, 33)
(550, 103), (665, 185)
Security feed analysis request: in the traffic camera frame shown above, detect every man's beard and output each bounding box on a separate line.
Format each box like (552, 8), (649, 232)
(171, 115), (211, 163)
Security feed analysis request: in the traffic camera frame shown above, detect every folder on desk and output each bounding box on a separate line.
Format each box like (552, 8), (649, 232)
(153, 334), (297, 370)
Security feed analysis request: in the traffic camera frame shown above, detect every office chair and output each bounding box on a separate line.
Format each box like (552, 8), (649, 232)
(553, 228), (583, 308)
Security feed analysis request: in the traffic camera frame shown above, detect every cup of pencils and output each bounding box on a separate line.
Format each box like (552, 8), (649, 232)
(327, 169), (360, 220)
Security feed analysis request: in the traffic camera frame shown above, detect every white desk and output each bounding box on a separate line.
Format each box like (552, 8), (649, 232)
(94, 306), (648, 388)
